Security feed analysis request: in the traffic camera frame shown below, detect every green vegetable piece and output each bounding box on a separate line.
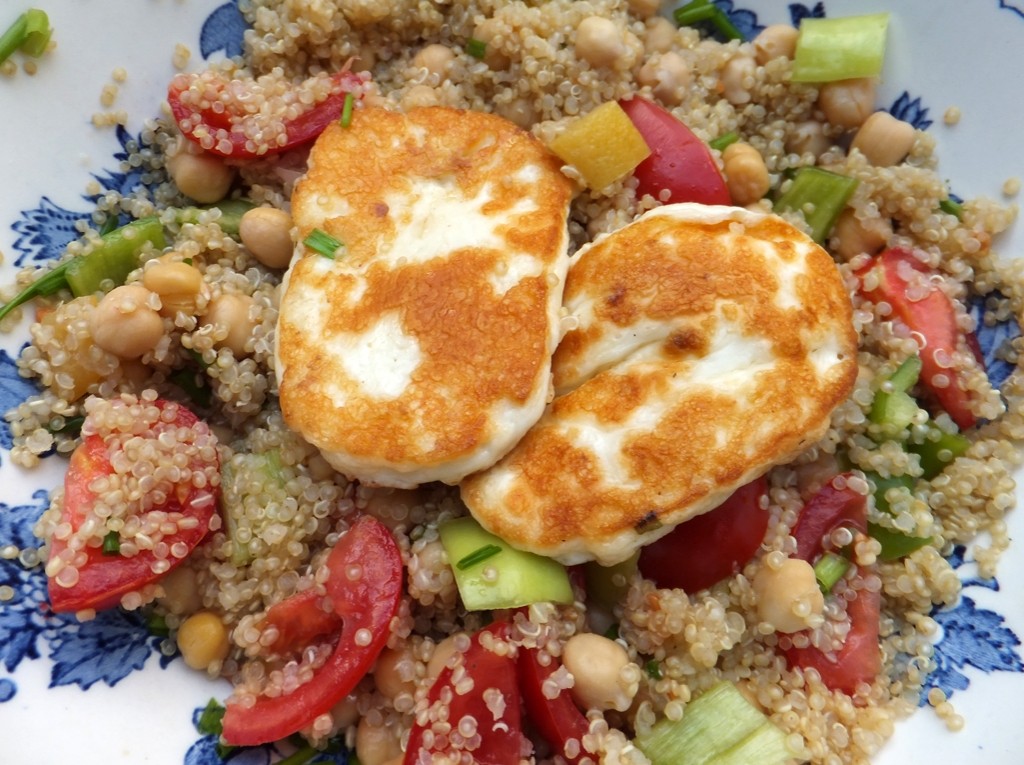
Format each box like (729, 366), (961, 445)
(146, 612), (170, 637)
(885, 355), (923, 394)
(175, 199), (257, 236)
(673, 0), (745, 41)
(635, 681), (794, 765)
(939, 197), (964, 220)
(456, 544), (502, 570)
(438, 517), (574, 611)
(869, 356), (924, 438)
(102, 530), (121, 556)
(773, 166), (858, 244)
(709, 131), (740, 152)
(583, 551), (638, 609)
(645, 659), (663, 680)
(466, 37), (487, 59)
(303, 228), (344, 259)
(868, 522), (931, 561)
(909, 424), (970, 479)
(0, 9), (51, 64)
(791, 13), (890, 83)
(813, 551), (850, 594)
(865, 472), (914, 515)
(65, 217), (166, 297)
(220, 450), (287, 566)
(339, 92), (355, 128)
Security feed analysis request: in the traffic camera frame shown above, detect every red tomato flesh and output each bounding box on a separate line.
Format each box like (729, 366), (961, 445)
(221, 515), (403, 745)
(638, 475), (769, 592)
(790, 472), (867, 563)
(617, 96), (731, 206)
(518, 647), (591, 764)
(259, 587), (343, 655)
(404, 623), (526, 765)
(47, 400), (218, 614)
(857, 247), (977, 430)
(168, 70), (364, 159)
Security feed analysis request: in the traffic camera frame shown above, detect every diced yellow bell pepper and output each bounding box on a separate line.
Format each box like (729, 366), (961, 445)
(548, 101), (651, 191)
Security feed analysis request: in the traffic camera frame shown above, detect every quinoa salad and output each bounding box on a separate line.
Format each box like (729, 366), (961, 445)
(1, 2), (1023, 764)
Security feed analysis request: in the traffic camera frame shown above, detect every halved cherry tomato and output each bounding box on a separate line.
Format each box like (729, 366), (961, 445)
(857, 247), (977, 430)
(783, 584), (881, 695)
(617, 95), (731, 206)
(404, 623), (526, 765)
(790, 472), (867, 562)
(221, 515), (403, 745)
(259, 587), (343, 655)
(638, 476), (768, 592)
(518, 647), (591, 764)
(47, 399), (218, 614)
(167, 70), (365, 159)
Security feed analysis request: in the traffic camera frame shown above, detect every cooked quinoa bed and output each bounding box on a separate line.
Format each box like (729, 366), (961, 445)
(3, 1), (1023, 763)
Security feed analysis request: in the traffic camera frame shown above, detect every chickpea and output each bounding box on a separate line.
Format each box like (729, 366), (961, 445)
(373, 646), (417, 700)
(637, 51), (691, 106)
(412, 44), (454, 78)
(165, 149), (235, 204)
(401, 84), (440, 110)
(495, 97), (538, 129)
(721, 55), (756, 105)
(426, 633), (463, 680)
(575, 16), (625, 68)
(330, 693), (360, 729)
(643, 16), (677, 54)
(723, 142), (770, 206)
(177, 610), (230, 670)
(203, 292), (257, 357)
(90, 284), (165, 360)
(832, 208), (892, 260)
(850, 111), (916, 167)
(143, 257), (206, 316)
(817, 77), (876, 130)
(339, 0), (389, 26)
(472, 19), (511, 70)
(355, 717), (403, 765)
(562, 633), (638, 712)
(239, 207), (294, 269)
(629, 0), (662, 19)
(785, 120), (831, 159)
(752, 24), (799, 65)
(159, 565), (202, 615)
(752, 557), (824, 633)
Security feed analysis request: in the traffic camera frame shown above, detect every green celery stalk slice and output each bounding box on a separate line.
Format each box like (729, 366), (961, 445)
(438, 517), (574, 611)
(709, 720), (794, 765)
(20, 9), (51, 56)
(773, 166), (858, 244)
(792, 13), (891, 83)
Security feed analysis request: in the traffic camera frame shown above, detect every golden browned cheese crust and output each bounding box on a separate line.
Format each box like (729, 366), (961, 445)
(278, 107), (573, 487)
(460, 204), (858, 564)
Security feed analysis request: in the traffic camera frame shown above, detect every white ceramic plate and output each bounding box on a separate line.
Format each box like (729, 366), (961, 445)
(1, 1), (1021, 763)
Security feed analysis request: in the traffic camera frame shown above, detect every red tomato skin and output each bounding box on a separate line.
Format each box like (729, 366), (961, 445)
(638, 475), (769, 592)
(790, 473), (868, 562)
(221, 515), (403, 746)
(617, 96), (731, 206)
(783, 583), (881, 694)
(518, 648), (591, 765)
(858, 247), (977, 430)
(404, 623), (525, 765)
(168, 70), (364, 159)
(260, 588), (343, 655)
(47, 401), (218, 614)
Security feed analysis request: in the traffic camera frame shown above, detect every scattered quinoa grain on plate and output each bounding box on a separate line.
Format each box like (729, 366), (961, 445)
(2, 1), (1023, 763)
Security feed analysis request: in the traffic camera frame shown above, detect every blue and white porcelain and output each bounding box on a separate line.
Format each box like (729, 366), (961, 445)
(0, 1), (1021, 763)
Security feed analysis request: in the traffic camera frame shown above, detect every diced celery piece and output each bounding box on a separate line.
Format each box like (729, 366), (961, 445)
(635, 681), (793, 765)
(886, 355), (923, 394)
(221, 450), (286, 566)
(910, 424), (970, 479)
(868, 522), (931, 561)
(791, 13), (891, 83)
(773, 167), (858, 244)
(584, 551), (639, 609)
(869, 356), (924, 439)
(65, 217), (166, 297)
(438, 517), (574, 611)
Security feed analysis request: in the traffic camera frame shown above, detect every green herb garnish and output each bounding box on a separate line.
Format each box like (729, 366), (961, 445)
(645, 659), (663, 680)
(673, 0), (744, 41)
(102, 530), (121, 556)
(0, 9), (52, 65)
(340, 92), (355, 127)
(709, 131), (740, 152)
(939, 197), (964, 220)
(146, 612), (170, 637)
(46, 415), (84, 437)
(303, 228), (343, 259)
(466, 37), (487, 59)
(813, 551), (850, 594)
(456, 543), (503, 570)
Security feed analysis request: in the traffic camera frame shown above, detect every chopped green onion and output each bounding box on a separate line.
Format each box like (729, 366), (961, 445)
(791, 13), (890, 83)
(466, 37), (487, 59)
(709, 131), (740, 152)
(645, 659), (663, 680)
(673, 0), (744, 41)
(813, 551), (850, 594)
(0, 9), (52, 64)
(196, 699), (226, 736)
(303, 228), (344, 259)
(174, 198), (256, 237)
(170, 367), (212, 408)
(98, 215), (120, 236)
(146, 612), (170, 637)
(102, 531), (121, 556)
(773, 166), (859, 244)
(45, 415), (84, 437)
(438, 517), (574, 611)
(339, 92), (355, 127)
(939, 197), (964, 220)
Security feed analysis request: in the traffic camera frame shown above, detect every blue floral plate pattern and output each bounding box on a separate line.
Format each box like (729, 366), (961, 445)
(1, 1), (1022, 763)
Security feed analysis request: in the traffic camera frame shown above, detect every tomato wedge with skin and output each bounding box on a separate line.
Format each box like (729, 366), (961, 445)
(783, 583), (881, 695)
(857, 247), (977, 430)
(404, 623), (526, 765)
(518, 647), (591, 765)
(790, 472), (867, 562)
(221, 515), (403, 746)
(47, 400), (218, 614)
(259, 587), (343, 654)
(638, 476), (769, 592)
(168, 70), (365, 159)
(617, 95), (731, 206)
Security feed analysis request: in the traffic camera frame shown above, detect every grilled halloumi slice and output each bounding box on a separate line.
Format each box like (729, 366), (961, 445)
(277, 107), (573, 488)
(460, 204), (858, 565)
